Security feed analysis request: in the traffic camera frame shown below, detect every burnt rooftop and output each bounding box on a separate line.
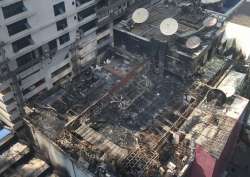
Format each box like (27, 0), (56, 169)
(22, 2), (249, 177)
(25, 49), (144, 138)
(180, 94), (249, 158)
(23, 41), (239, 177)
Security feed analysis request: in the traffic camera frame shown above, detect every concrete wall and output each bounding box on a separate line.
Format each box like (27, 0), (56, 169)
(191, 144), (217, 177)
(29, 126), (94, 177)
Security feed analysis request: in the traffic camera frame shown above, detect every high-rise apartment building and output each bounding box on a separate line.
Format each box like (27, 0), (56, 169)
(0, 0), (148, 129)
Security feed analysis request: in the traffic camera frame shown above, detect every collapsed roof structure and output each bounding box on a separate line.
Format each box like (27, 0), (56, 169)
(22, 1), (249, 177)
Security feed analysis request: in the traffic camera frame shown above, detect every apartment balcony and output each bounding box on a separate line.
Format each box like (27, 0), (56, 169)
(0, 82), (10, 93)
(5, 108), (20, 122)
(81, 26), (97, 38)
(23, 83), (47, 100)
(97, 6), (110, 22)
(0, 110), (11, 122)
(11, 108), (20, 120)
(97, 0), (128, 22)
(78, 13), (97, 26)
(0, 105), (20, 121)
(17, 60), (41, 79)
(12, 35), (34, 53)
(0, 91), (14, 103)
(0, 100), (17, 113)
(76, 0), (96, 10)
(109, 0), (128, 10)
(52, 66), (72, 83)
(0, 114), (22, 130)
(3, 10), (34, 27)
(79, 50), (96, 65)
(1, 1), (34, 26)
(79, 40), (97, 58)
(78, 18), (97, 38)
(97, 29), (111, 41)
(77, 5), (96, 22)
(7, 19), (31, 40)
(1, 1), (27, 18)
(20, 72), (43, 91)
(97, 34), (112, 49)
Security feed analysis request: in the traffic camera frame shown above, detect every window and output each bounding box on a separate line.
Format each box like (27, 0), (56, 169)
(22, 79), (45, 95)
(5, 98), (15, 105)
(77, 6), (95, 21)
(7, 19), (30, 36)
(0, 87), (11, 95)
(51, 63), (71, 78)
(56, 18), (68, 31)
(79, 19), (97, 34)
(53, 73), (72, 86)
(12, 35), (33, 53)
(9, 108), (17, 114)
(48, 39), (58, 51)
(53, 2), (66, 16)
(20, 69), (40, 81)
(76, 0), (93, 7)
(97, 24), (109, 34)
(16, 51), (36, 67)
(2, 1), (26, 19)
(59, 33), (70, 45)
(97, 34), (110, 44)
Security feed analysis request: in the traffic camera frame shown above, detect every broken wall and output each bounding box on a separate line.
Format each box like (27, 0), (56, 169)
(27, 125), (94, 177)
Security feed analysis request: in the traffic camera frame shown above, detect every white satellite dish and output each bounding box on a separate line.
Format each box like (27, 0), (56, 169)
(160, 18), (179, 36)
(203, 16), (218, 27)
(186, 36), (201, 49)
(132, 8), (149, 24)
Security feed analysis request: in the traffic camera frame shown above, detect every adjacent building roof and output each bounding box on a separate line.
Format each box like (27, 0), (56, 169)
(230, 1), (250, 27)
(181, 95), (248, 158)
(180, 69), (249, 159)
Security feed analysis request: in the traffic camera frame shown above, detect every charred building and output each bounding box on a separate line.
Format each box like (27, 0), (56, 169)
(4, 1), (249, 177)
